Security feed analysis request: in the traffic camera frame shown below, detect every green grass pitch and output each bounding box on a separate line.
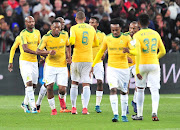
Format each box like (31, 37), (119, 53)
(0, 94), (180, 130)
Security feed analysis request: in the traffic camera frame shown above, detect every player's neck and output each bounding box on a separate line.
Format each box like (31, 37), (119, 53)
(51, 32), (60, 37)
(141, 26), (148, 29)
(77, 20), (84, 24)
(26, 28), (34, 33)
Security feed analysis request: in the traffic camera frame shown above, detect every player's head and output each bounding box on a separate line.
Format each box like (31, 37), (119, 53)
(25, 16), (35, 29)
(138, 13), (149, 28)
(129, 21), (139, 37)
(56, 17), (65, 30)
(110, 18), (123, 37)
(89, 16), (99, 30)
(51, 20), (61, 36)
(75, 11), (86, 23)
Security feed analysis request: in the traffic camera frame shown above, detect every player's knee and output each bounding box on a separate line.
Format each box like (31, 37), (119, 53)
(26, 81), (33, 86)
(47, 85), (53, 93)
(149, 87), (159, 94)
(120, 91), (127, 95)
(137, 87), (145, 92)
(110, 88), (117, 95)
(59, 86), (66, 95)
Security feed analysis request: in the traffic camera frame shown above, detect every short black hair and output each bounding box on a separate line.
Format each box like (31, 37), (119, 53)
(138, 13), (149, 27)
(52, 19), (61, 24)
(110, 18), (124, 27)
(90, 16), (99, 23)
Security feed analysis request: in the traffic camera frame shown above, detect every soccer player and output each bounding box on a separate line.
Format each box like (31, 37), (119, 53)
(36, 20), (71, 115)
(131, 14), (166, 121)
(88, 16), (106, 113)
(8, 35), (31, 113)
(69, 11), (99, 114)
(19, 16), (41, 113)
(36, 17), (71, 113)
(127, 21), (140, 114)
(90, 18), (137, 122)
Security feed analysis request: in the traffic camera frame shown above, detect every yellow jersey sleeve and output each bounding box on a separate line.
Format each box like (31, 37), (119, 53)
(69, 26), (75, 45)
(92, 31), (99, 47)
(157, 34), (166, 59)
(38, 36), (47, 50)
(92, 31), (105, 63)
(92, 36), (107, 67)
(9, 36), (21, 63)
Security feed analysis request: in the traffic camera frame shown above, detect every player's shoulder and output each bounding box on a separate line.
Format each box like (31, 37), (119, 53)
(105, 33), (113, 39)
(20, 29), (26, 35)
(97, 30), (105, 35)
(123, 32), (130, 36)
(15, 35), (21, 40)
(34, 29), (40, 34)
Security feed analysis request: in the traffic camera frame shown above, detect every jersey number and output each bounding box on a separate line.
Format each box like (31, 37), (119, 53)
(143, 38), (157, 53)
(82, 31), (89, 45)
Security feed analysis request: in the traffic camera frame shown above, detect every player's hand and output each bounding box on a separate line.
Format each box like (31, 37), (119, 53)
(49, 50), (56, 55)
(39, 58), (45, 64)
(89, 67), (93, 78)
(123, 48), (130, 53)
(8, 63), (13, 72)
(128, 57), (132, 63)
(137, 73), (142, 80)
(66, 57), (72, 65)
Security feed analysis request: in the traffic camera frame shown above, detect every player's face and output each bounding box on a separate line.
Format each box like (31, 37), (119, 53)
(89, 18), (99, 29)
(129, 23), (139, 37)
(111, 24), (121, 37)
(25, 17), (35, 29)
(51, 22), (61, 36)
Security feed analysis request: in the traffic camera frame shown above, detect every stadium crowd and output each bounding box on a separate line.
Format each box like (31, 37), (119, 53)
(0, 0), (179, 54)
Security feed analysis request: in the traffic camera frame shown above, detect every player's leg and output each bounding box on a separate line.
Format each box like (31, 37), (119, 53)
(36, 84), (47, 112)
(26, 81), (37, 113)
(70, 62), (79, 114)
(107, 67), (119, 122)
(81, 62), (92, 115)
(93, 62), (104, 113)
(147, 65), (160, 121)
(19, 60), (31, 113)
(119, 68), (130, 122)
(132, 66), (147, 120)
(47, 83), (57, 115)
(57, 67), (71, 113)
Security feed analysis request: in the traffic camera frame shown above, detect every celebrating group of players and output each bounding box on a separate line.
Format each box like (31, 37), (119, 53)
(8, 11), (166, 122)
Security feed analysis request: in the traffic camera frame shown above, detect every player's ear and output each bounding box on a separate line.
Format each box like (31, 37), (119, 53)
(50, 25), (53, 30)
(84, 17), (86, 22)
(75, 18), (77, 23)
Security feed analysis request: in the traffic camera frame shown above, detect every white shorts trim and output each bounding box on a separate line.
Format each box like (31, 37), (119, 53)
(19, 60), (38, 86)
(93, 62), (104, 81)
(107, 67), (130, 93)
(71, 62), (92, 84)
(135, 64), (160, 89)
(44, 65), (68, 86)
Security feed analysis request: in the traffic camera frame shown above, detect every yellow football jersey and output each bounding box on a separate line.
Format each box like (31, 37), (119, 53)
(38, 32), (70, 67)
(100, 33), (134, 69)
(93, 30), (105, 63)
(9, 35), (23, 63)
(69, 23), (99, 62)
(20, 29), (41, 62)
(133, 28), (165, 65)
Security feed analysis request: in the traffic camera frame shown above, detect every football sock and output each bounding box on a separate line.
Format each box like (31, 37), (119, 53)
(81, 93), (84, 106)
(70, 84), (78, 108)
(64, 92), (67, 103)
(48, 97), (55, 110)
(36, 84), (47, 106)
(133, 89), (137, 103)
(26, 86), (36, 109)
(150, 87), (159, 115)
(137, 88), (145, 117)
(96, 91), (103, 106)
(83, 86), (90, 108)
(121, 94), (128, 116)
(110, 94), (118, 115)
(24, 87), (28, 105)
